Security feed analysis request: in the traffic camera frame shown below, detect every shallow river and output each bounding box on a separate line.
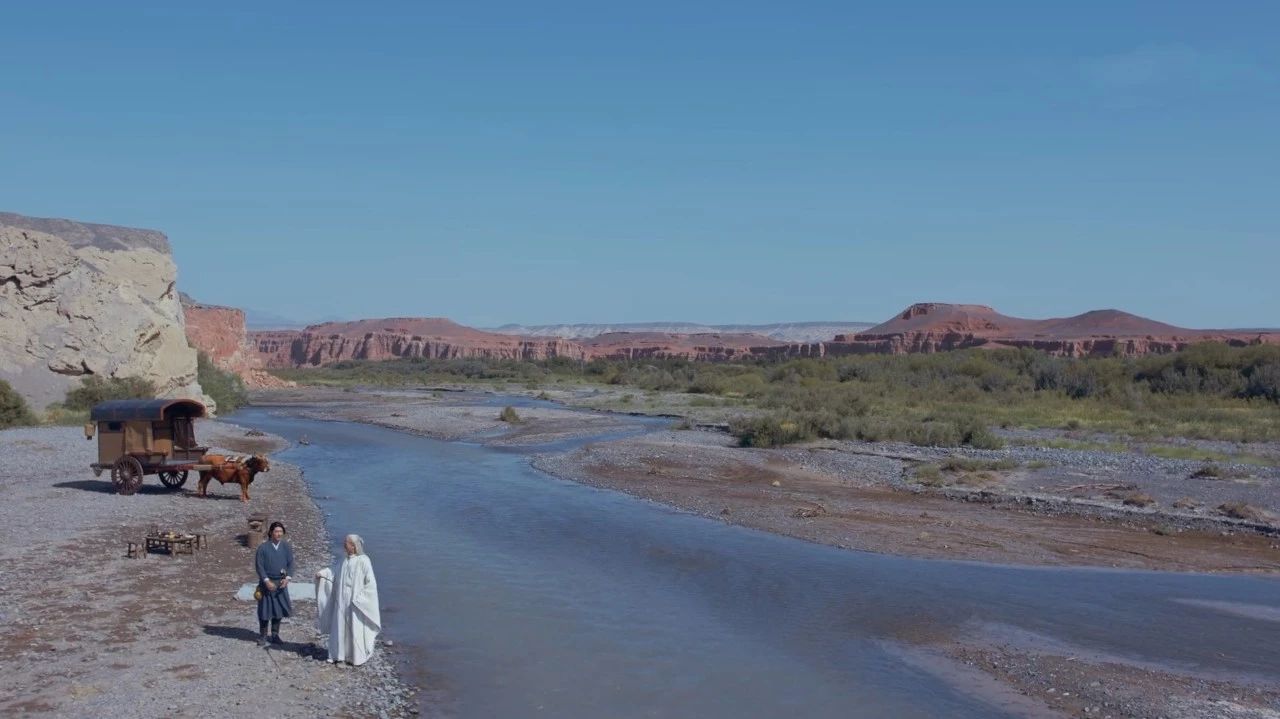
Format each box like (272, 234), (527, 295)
(233, 406), (1280, 718)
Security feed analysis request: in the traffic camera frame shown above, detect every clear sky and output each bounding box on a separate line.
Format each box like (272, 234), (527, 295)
(2, 2), (1276, 328)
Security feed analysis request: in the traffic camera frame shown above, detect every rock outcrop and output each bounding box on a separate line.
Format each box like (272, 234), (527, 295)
(182, 301), (293, 388)
(0, 212), (211, 411)
(249, 318), (587, 368)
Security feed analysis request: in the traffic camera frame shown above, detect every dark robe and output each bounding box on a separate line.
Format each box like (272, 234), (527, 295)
(255, 539), (295, 621)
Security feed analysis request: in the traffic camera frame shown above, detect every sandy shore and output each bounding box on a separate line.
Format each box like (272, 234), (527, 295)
(0, 421), (417, 718)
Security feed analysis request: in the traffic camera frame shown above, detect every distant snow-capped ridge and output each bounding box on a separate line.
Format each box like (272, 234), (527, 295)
(487, 321), (875, 343)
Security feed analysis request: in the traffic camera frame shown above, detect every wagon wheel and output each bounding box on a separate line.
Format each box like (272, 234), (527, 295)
(111, 456), (145, 495)
(159, 470), (189, 489)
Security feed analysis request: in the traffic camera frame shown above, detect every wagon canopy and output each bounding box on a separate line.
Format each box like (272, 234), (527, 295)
(89, 399), (207, 422)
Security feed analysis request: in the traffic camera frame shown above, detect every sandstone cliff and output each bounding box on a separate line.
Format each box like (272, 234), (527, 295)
(0, 212), (211, 411)
(249, 318), (586, 368)
(182, 301), (293, 388)
(581, 332), (786, 361)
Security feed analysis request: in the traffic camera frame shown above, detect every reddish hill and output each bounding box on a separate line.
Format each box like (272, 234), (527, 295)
(827, 303), (1279, 357)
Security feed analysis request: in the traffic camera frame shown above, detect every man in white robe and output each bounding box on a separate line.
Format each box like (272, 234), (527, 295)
(315, 533), (381, 666)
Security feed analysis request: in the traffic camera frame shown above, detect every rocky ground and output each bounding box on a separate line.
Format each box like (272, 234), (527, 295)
(534, 428), (1280, 572)
(0, 422), (419, 718)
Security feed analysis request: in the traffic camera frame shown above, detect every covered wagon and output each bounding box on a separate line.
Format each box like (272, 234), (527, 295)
(86, 399), (213, 495)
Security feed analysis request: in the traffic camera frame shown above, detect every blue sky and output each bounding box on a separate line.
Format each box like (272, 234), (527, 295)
(2, 2), (1276, 328)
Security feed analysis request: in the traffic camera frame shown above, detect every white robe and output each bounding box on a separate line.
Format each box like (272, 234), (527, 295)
(315, 554), (381, 665)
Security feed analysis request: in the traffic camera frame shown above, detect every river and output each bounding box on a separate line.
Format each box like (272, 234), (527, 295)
(232, 406), (1280, 718)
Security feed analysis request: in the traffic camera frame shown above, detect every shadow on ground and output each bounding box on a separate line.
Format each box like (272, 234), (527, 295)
(52, 480), (178, 496)
(202, 624), (317, 657)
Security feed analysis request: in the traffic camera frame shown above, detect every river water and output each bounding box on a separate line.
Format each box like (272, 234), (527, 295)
(233, 406), (1280, 718)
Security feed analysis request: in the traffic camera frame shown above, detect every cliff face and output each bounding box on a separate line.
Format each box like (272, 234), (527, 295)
(248, 318), (586, 368)
(0, 212), (211, 411)
(581, 332), (786, 362)
(249, 330), (303, 368)
(182, 302), (293, 388)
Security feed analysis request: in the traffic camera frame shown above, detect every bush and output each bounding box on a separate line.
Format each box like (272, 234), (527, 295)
(728, 414), (815, 447)
(955, 415), (1004, 449)
(498, 406), (522, 423)
(938, 457), (1019, 472)
(1243, 362), (1280, 402)
(914, 464), (943, 486)
(197, 352), (248, 413)
(0, 379), (36, 429)
(62, 375), (156, 411)
(1121, 491), (1156, 507)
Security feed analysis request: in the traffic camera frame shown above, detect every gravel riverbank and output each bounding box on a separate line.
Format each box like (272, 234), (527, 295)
(0, 422), (418, 718)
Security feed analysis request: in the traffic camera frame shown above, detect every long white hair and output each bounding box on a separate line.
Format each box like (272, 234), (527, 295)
(345, 533), (366, 556)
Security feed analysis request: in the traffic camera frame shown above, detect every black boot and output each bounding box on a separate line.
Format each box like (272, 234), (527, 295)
(270, 619), (282, 644)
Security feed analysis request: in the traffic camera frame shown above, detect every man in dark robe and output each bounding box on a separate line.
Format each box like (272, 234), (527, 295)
(254, 521), (294, 647)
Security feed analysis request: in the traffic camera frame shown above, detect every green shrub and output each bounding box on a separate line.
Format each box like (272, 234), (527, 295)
(197, 352), (248, 413)
(728, 414), (816, 447)
(939, 457), (1018, 472)
(61, 375), (156, 411)
(913, 464), (943, 485)
(0, 379), (36, 428)
(955, 415), (1004, 449)
(498, 406), (522, 423)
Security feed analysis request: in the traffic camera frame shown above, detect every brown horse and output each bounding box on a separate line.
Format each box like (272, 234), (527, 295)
(197, 454), (270, 502)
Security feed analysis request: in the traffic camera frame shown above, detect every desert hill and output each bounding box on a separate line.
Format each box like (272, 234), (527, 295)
(828, 303), (1279, 356)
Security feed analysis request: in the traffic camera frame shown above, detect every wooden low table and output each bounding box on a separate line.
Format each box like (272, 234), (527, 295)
(145, 533), (199, 556)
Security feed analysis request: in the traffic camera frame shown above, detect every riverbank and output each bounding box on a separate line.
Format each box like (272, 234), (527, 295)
(0, 422), (417, 718)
